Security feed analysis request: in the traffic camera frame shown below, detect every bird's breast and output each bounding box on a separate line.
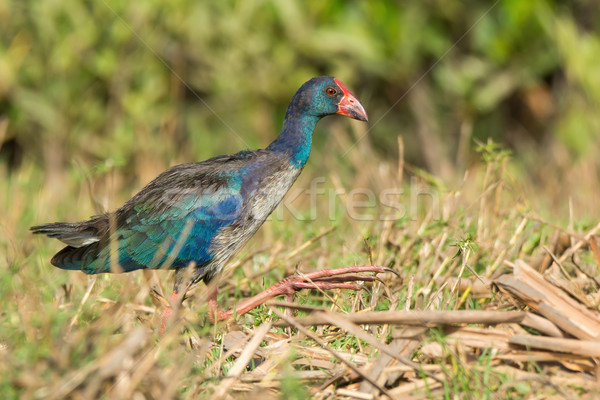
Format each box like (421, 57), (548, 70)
(246, 164), (301, 222)
(206, 163), (301, 271)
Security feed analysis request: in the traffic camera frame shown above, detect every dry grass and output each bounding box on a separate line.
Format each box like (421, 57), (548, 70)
(3, 131), (600, 399)
(4, 2), (600, 398)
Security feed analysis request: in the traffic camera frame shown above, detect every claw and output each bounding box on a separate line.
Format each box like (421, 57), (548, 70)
(373, 275), (386, 285)
(382, 266), (401, 278)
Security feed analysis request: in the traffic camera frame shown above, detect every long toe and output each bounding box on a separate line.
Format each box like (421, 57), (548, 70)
(299, 265), (395, 281)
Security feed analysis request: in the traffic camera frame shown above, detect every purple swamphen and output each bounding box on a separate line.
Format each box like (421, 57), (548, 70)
(31, 76), (391, 331)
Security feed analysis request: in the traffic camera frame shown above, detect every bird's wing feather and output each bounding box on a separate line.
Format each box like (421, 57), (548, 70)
(35, 151), (265, 274)
(86, 162), (248, 273)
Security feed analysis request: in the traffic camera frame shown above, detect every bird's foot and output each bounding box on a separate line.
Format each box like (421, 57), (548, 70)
(208, 265), (397, 323)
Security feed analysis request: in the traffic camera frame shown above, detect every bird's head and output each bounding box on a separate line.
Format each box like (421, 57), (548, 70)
(290, 76), (368, 122)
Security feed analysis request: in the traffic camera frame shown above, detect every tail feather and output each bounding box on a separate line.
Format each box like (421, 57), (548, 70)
(50, 243), (101, 271)
(31, 219), (108, 272)
(31, 222), (100, 248)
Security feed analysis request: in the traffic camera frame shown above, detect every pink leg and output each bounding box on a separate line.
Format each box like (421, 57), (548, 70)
(208, 287), (230, 323)
(159, 291), (181, 335)
(209, 265), (396, 322)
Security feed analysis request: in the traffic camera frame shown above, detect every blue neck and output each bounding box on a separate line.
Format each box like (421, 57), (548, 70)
(267, 112), (319, 168)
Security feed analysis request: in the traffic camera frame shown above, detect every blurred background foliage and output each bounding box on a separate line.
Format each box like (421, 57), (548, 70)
(4, 2), (600, 397)
(1, 0), (599, 218)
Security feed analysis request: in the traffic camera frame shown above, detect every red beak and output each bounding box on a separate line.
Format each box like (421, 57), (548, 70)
(334, 78), (368, 122)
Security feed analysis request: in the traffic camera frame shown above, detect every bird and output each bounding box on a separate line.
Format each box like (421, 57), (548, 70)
(31, 76), (392, 331)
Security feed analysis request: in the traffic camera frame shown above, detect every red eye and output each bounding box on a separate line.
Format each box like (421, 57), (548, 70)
(326, 87), (336, 96)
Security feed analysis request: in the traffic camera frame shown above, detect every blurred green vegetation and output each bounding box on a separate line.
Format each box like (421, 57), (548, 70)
(2, 0), (600, 191)
(3, 2), (600, 397)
